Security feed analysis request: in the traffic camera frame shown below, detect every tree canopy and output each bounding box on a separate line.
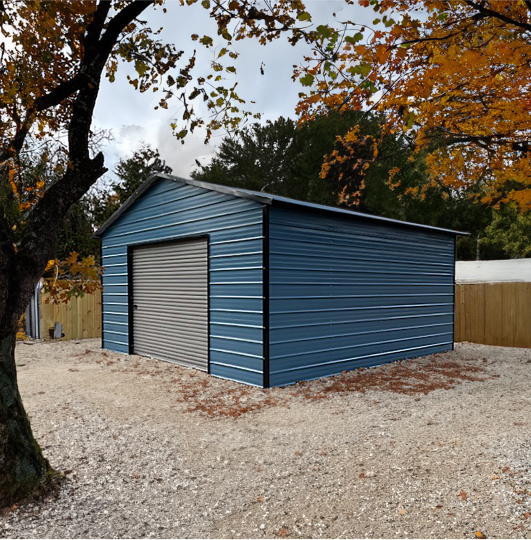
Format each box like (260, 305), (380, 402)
(91, 145), (172, 227)
(192, 112), (500, 259)
(296, 0), (531, 210)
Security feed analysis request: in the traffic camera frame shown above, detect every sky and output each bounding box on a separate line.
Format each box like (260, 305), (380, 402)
(92, 0), (378, 184)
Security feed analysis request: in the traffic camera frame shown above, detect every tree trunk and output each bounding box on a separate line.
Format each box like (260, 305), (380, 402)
(0, 332), (55, 507)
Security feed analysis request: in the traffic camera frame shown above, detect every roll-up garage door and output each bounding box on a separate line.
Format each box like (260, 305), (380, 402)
(132, 238), (208, 370)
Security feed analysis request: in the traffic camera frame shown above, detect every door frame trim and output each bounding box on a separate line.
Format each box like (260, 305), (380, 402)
(127, 233), (210, 373)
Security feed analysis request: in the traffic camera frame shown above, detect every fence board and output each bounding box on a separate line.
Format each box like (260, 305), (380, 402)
(455, 282), (531, 348)
(40, 289), (102, 340)
(515, 283), (531, 348)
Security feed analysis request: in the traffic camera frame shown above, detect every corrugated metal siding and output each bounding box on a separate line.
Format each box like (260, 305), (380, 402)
(101, 178), (264, 386)
(268, 206), (455, 386)
(132, 238), (208, 370)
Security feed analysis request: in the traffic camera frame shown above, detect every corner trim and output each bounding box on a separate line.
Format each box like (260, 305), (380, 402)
(262, 205), (270, 388)
(127, 245), (134, 354)
(452, 235), (457, 351)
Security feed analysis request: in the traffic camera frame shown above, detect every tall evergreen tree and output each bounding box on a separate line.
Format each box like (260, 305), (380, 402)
(92, 146), (172, 227)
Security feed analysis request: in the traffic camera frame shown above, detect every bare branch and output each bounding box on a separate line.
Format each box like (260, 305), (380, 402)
(463, 0), (531, 32)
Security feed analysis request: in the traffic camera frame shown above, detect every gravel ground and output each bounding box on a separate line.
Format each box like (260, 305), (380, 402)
(1, 339), (530, 539)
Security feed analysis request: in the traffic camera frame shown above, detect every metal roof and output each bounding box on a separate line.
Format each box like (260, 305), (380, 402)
(94, 173), (468, 238)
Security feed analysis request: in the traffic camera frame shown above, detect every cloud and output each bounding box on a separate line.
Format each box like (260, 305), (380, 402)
(92, 0), (371, 183)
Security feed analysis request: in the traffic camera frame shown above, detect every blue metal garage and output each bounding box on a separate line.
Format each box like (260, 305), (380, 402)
(95, 173), (461, 387)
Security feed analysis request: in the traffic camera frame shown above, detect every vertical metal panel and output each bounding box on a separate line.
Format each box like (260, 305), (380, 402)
(132, 238), (208, 370)
(268, 206), (456, 386)
(101, 177), (264, 385)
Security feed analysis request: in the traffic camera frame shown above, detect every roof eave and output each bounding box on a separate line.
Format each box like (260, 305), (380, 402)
(94, 173), (469, 239)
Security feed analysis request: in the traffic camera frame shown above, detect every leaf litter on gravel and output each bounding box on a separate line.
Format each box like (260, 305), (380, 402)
(156, 351), (499, 419)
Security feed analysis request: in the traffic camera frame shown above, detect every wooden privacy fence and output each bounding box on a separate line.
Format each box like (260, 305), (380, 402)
(454, 282), (531, 348)
(34, 282), (530, 346)
(40, 289), (102, 340)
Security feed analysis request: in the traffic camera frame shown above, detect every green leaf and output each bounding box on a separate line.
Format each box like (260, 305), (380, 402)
(317, 25), (332, 39)
(218, 48), (228, 58)
(226, 66), (236, 73)
(404, 112), (416, 129)
(201, 0), (210, 7)
(299, 73), (314, 86)
(357, 64), (371, 77)
(297, 11), (312, 22)
(361, 80), (376, 92)
(345, 32), (363, 45)
(200, 35), (213, 47)
(135, 60), (148, 77)
(373, 18), (381, 25)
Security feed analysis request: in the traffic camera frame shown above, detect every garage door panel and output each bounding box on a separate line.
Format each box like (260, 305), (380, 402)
(132, 238), (209, 370)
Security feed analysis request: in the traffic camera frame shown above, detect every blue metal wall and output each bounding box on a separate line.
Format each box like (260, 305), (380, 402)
(100, 177), (265, 386)
(268, 206), (455, 386)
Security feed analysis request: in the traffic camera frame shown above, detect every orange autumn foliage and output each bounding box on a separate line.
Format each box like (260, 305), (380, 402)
(296, 1), (531, 209)
(42, 254), (102, 305)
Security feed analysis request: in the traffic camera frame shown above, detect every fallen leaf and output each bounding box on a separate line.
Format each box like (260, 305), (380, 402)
(276, 527), (288, 537)
(294, 451), (302, 456)
(517, 499), (523, 504)
(399, 509), (406, 515)
(524, 513), (530, 519)
(434, 505), (443, 510)
(458, 490), (467, 501)
(492, 476), (499, 479)
(475, 531), (487, 539)
(257, 496), (264, 502)
(359, 473), (365, 479)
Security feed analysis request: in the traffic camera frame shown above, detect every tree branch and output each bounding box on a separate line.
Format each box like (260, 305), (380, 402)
(97, 0), (155, 61)
(23, 0), (156, 246)
(463, 0), (531, 32)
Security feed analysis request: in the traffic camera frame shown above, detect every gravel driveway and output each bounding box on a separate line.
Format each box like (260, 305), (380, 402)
(1, 339), (530, 539)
